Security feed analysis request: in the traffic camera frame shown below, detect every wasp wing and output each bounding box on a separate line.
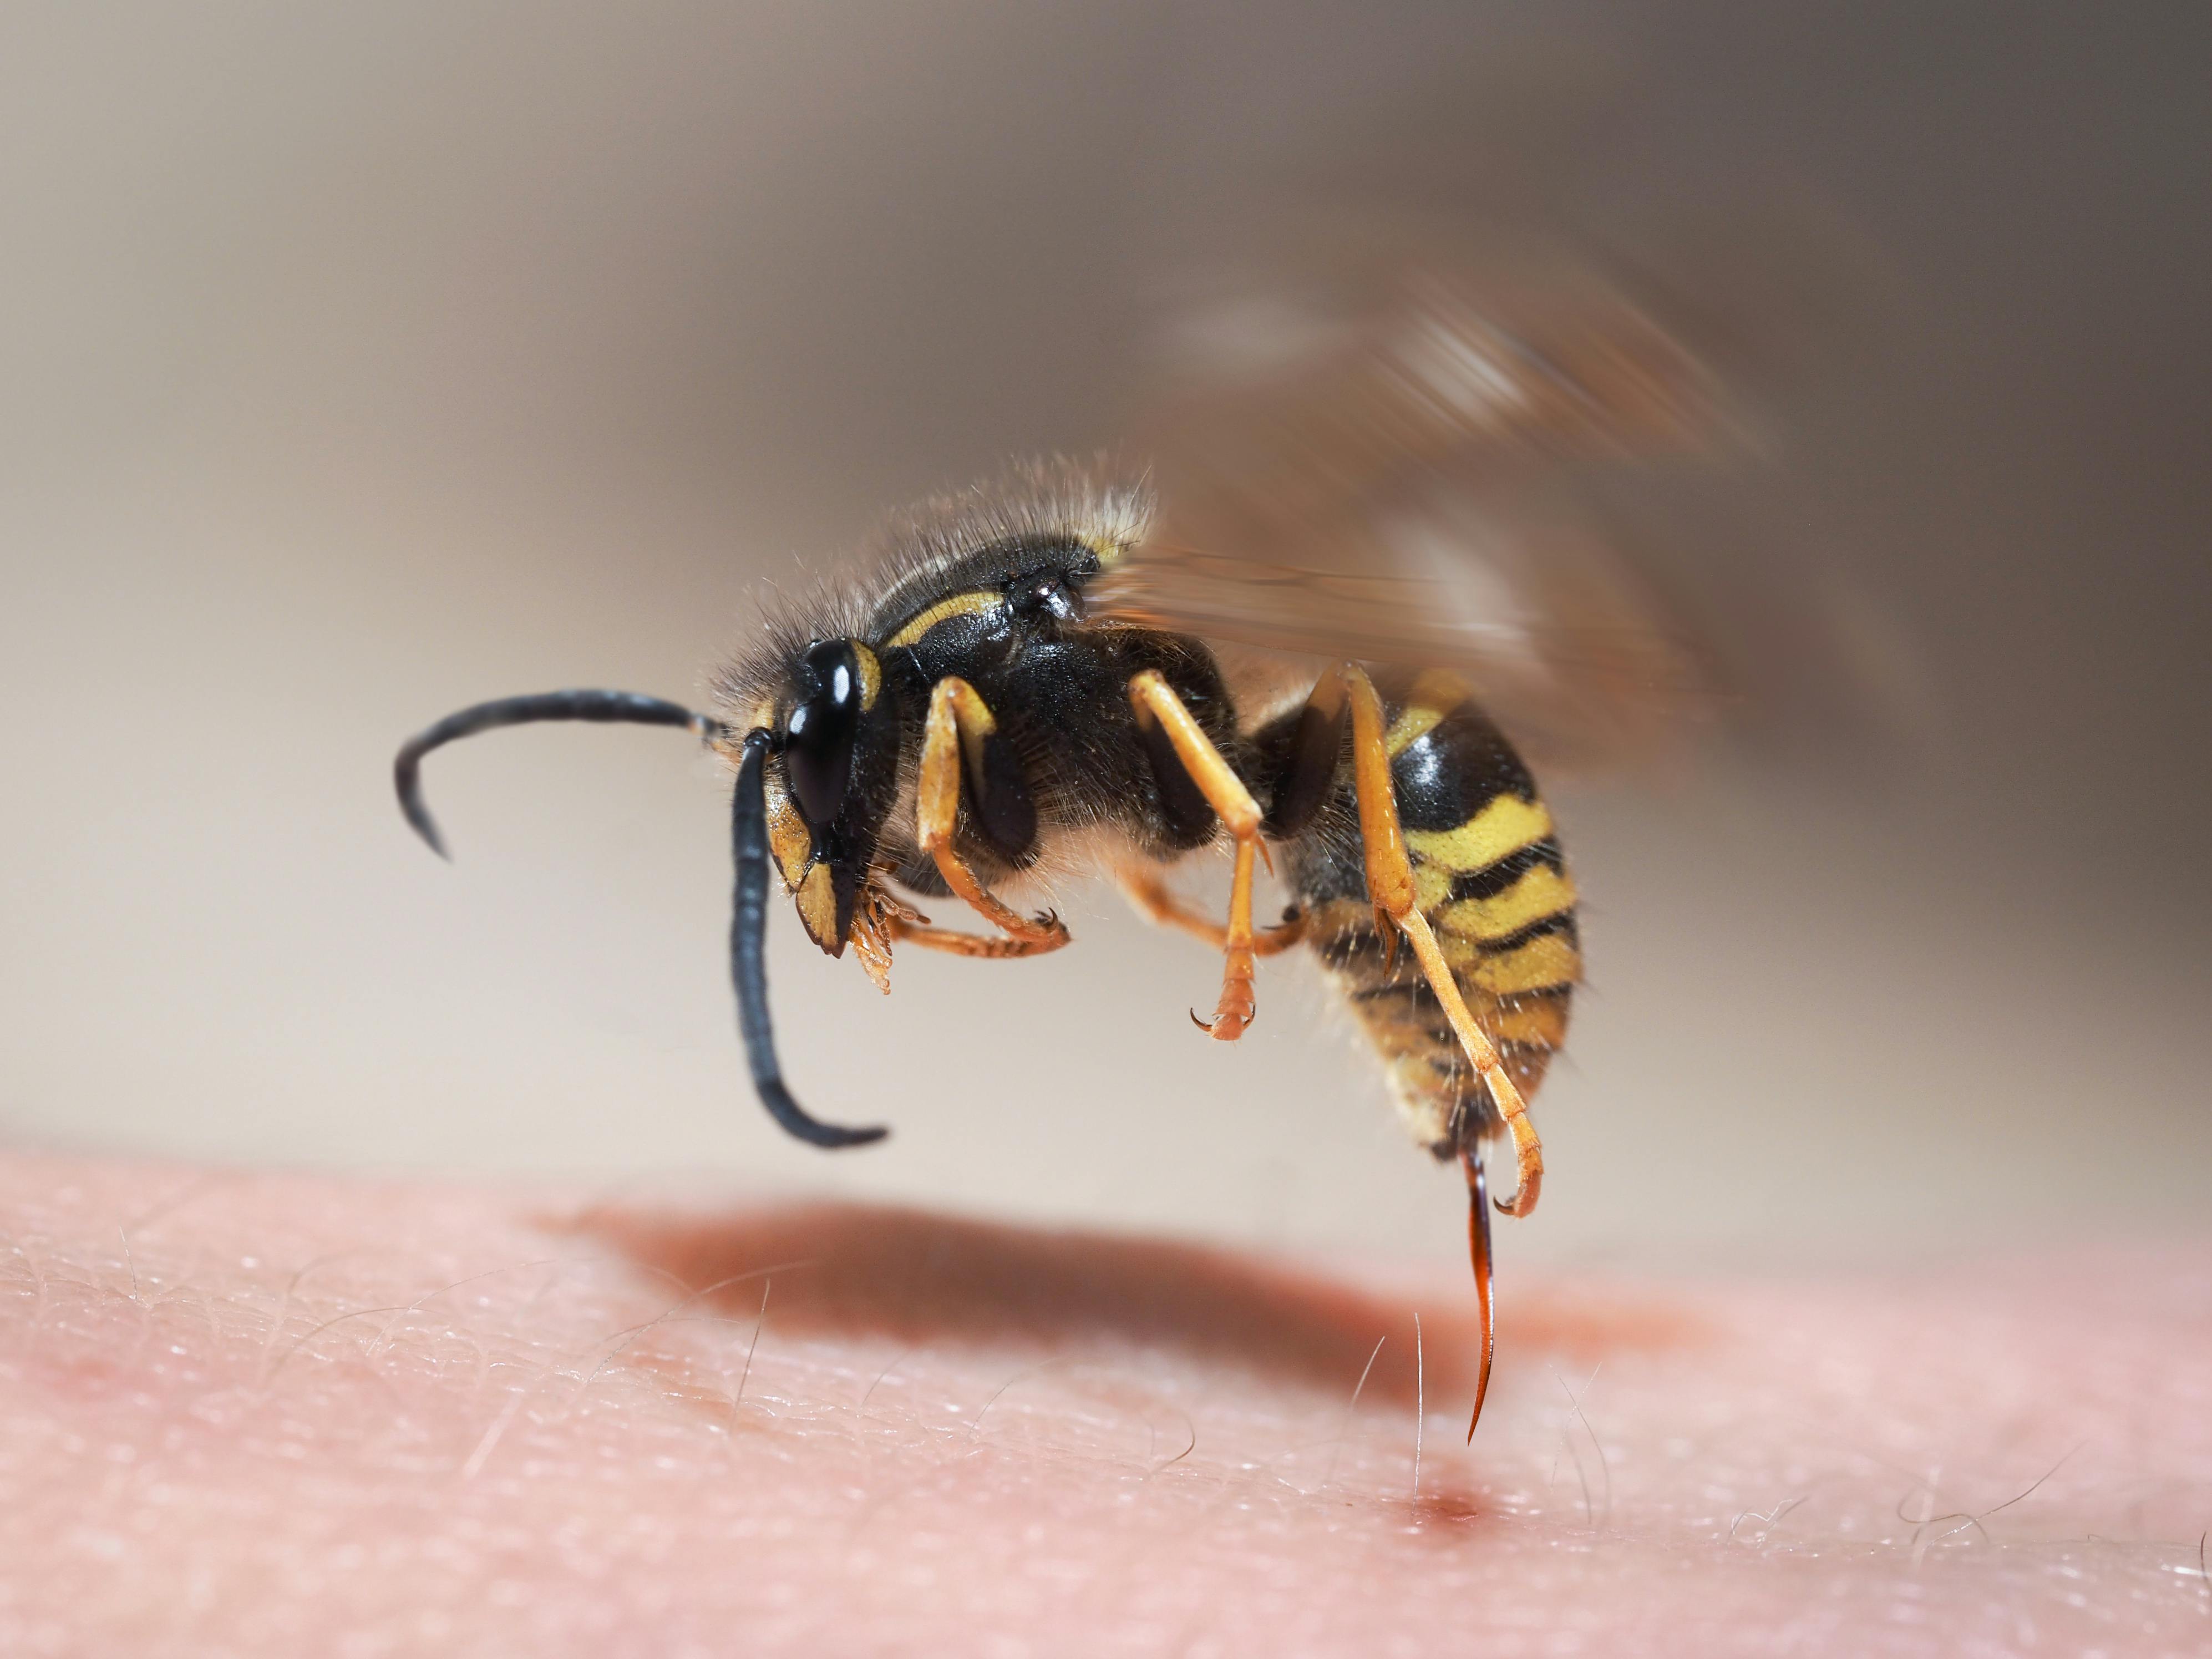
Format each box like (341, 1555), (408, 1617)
(1090, 224), (1869, 772)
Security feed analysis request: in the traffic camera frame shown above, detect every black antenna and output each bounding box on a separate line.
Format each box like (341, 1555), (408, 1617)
(394, 689), (717, 859)
(391, 689), (885, 1149)
(729, 731), (888, 1147)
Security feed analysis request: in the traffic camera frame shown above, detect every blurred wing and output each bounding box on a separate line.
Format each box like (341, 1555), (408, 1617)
(1096, 503), (1721, 773)
(1091, 227), (1803, 772)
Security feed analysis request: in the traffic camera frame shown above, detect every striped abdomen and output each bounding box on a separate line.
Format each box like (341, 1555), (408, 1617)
(1290, 671), (1579, 1158)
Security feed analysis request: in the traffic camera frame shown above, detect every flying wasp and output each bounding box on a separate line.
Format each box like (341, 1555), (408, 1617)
(394, 236), (1742, 1434)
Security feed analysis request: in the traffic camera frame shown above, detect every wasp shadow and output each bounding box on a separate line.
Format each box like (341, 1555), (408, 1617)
(550, 1198), (1702, 1406)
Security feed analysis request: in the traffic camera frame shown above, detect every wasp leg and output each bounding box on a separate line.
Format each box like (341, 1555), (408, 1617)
(1462, 1146), (1496, 1439)
(884, 915), (1064, 958)
(1116, 866), (1307, 956)
(1127, 671), (1275, 1039)
(917, 678), (1070, 953)
(1337, 663), (1544, 1218)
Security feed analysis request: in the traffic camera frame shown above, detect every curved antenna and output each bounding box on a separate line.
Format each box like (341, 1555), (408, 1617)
(394, 689), (723, 859)
(730, 731), (889, 1148)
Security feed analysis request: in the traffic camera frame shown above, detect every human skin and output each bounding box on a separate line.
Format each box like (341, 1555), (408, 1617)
(2, 1151), (2207, 1657)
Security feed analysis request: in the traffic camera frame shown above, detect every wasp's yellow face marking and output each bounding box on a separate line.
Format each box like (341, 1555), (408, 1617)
(1404, 795), (1554, 873)
(763, 769), (812, 893)
(762, 760), (844, 953)
(1437, 864), (1578, 942)
(884, 589), (1005, 650)
(851, 641), (882, 711)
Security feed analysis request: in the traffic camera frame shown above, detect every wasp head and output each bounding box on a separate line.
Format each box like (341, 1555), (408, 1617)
(758, 638), (902, 956)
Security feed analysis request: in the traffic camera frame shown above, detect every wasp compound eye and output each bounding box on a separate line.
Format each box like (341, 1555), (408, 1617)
(784, 639), (864, 829)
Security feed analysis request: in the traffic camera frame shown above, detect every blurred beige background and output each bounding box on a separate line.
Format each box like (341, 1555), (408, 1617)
(3, 2), (2206, 1269)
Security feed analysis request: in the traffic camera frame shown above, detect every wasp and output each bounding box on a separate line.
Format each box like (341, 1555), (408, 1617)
(394, 240), (1732, 1434)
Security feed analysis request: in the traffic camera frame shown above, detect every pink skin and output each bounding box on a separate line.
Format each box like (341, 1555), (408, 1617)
(3, 1152), (2208, 1657)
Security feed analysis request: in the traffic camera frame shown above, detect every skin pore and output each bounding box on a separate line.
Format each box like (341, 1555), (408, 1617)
(3, 1150), (2208, 1657)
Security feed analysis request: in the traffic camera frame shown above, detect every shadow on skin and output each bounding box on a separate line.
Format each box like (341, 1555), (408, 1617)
(552, 1198), (1707, 1406)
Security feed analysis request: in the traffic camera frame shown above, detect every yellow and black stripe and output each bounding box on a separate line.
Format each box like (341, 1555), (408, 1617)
(1293, 671), (1578, 1156)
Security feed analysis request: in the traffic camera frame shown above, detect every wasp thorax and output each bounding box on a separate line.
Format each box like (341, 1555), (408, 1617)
(784, 639), (865, 831)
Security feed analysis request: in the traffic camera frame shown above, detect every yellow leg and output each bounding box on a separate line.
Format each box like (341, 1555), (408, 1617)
(1338, 663), (1543, 1218)
(1212, 835), (1260, 1038)
(885, 914), (1066, 958)
(1117, 866), (1307, 957)
(919, 678), (1069, 952)
(1127, 671), (1272, 1040)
